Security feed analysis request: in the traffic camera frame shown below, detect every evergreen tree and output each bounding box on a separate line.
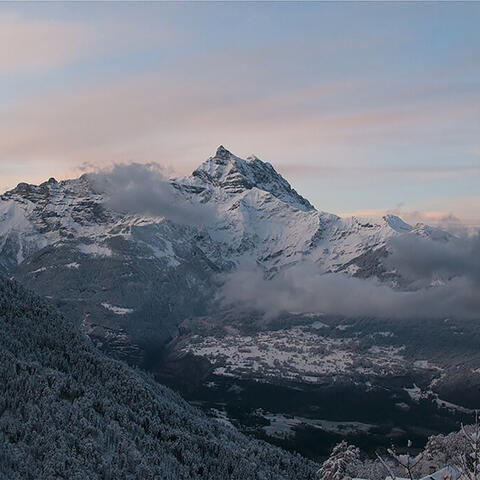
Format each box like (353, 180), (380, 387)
(317, 441), (360, 480)
(0, 277), (318, 480)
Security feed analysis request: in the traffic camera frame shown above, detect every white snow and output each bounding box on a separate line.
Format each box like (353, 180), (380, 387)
(262, 412), (374, 440)
(149, 242), (181, 267)
(0, 146), (446, 292)
(31, 267), (47, 274)
(413, 360), (443, 371)
(180, 326), (409, 383)
(77, 243), (112, 257)
(101, 303), (134, 315)
(405, 383), (473, 414)
(311, 320), (328, 329)
(65, 262), (80, 269)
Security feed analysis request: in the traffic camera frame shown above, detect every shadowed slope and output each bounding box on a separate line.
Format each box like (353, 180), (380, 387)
(0, 276), (317, 480)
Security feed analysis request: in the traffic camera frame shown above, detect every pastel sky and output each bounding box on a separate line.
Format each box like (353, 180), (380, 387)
(1, 2), (479, 226)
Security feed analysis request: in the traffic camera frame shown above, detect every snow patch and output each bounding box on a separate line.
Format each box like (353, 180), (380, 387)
(101, 303), (134, 315)
(263, 412), (374, 440)
(77, 243), (112, 257)
(31, 267), (47, 274)
(65, 262), (80, 269)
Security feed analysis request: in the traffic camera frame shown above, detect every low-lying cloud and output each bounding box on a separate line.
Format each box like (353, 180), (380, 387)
(386, 233), (480, 286)
(220, 233), (480, 320)
(89, 162), (217, 226)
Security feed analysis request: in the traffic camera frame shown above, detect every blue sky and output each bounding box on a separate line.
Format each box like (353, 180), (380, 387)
(1, 2), (479, 226)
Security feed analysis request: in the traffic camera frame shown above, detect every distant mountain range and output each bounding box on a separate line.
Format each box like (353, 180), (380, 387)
(0, 146), (452, 363)
(1, 146), (478, 459)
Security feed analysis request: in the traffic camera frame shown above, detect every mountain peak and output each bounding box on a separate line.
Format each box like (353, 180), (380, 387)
(383, 214), (413, 233)
(215, 145), (232, 160)
(185, 147), (315, 211)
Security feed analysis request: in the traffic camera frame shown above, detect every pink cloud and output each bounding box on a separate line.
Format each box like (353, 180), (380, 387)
(0, 47), (478, 203)
(340, 201), (480, 230)
(0, 11), (173, 75)
(0, 12), (96, 73)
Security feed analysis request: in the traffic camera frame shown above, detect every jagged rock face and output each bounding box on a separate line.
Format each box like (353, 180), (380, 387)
(186, 145), (314, 211)
(0, 146), (443, 362)
(0, 171), (229, 362)
(172, 146), (430, 276)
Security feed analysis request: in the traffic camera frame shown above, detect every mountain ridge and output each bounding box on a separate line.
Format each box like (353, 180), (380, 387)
(0, 146), (446, 362)
(1, 146), (425, 277)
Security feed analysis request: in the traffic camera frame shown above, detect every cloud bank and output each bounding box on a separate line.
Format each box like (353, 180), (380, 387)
(220, 234), (480, 320)
(386, 233), (480, 288)
(88, 163), (217, 226)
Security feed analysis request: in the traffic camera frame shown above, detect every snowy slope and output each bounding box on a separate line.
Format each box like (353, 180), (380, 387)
(0, 276), (318, 479)
(173, 146), (432, 276)
(0, 145), (438, 278)
(0, 146), (445, 360)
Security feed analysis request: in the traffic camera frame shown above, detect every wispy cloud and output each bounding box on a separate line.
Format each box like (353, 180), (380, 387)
(277, 163), (480, 179)
(0, 12), (95, 74)
(1, 65), (479, 169)
(0, 10), (172, 76)
(0, 2), (478, 221)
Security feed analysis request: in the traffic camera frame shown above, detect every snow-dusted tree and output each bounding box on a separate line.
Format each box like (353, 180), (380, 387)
(376, 440), (423, 480)
(354, 458), (391, 480)
(0, 277), (320, 480)
(425, 411), (480, 480)
(318, 441), (361, 480)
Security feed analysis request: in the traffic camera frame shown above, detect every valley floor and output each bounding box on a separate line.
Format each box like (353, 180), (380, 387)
(156, 315), (480, 458)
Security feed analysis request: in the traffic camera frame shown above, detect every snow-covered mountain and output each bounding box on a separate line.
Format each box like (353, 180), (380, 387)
(0, 146), (444, 361)
(175, 146), (451, 279)
(0, 145), (439, 276)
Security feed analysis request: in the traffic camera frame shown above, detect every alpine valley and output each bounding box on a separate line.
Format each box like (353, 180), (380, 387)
(1, 146), (478, 458)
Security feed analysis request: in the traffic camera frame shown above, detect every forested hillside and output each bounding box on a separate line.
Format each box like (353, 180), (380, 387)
(0, 277), (317, 480)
